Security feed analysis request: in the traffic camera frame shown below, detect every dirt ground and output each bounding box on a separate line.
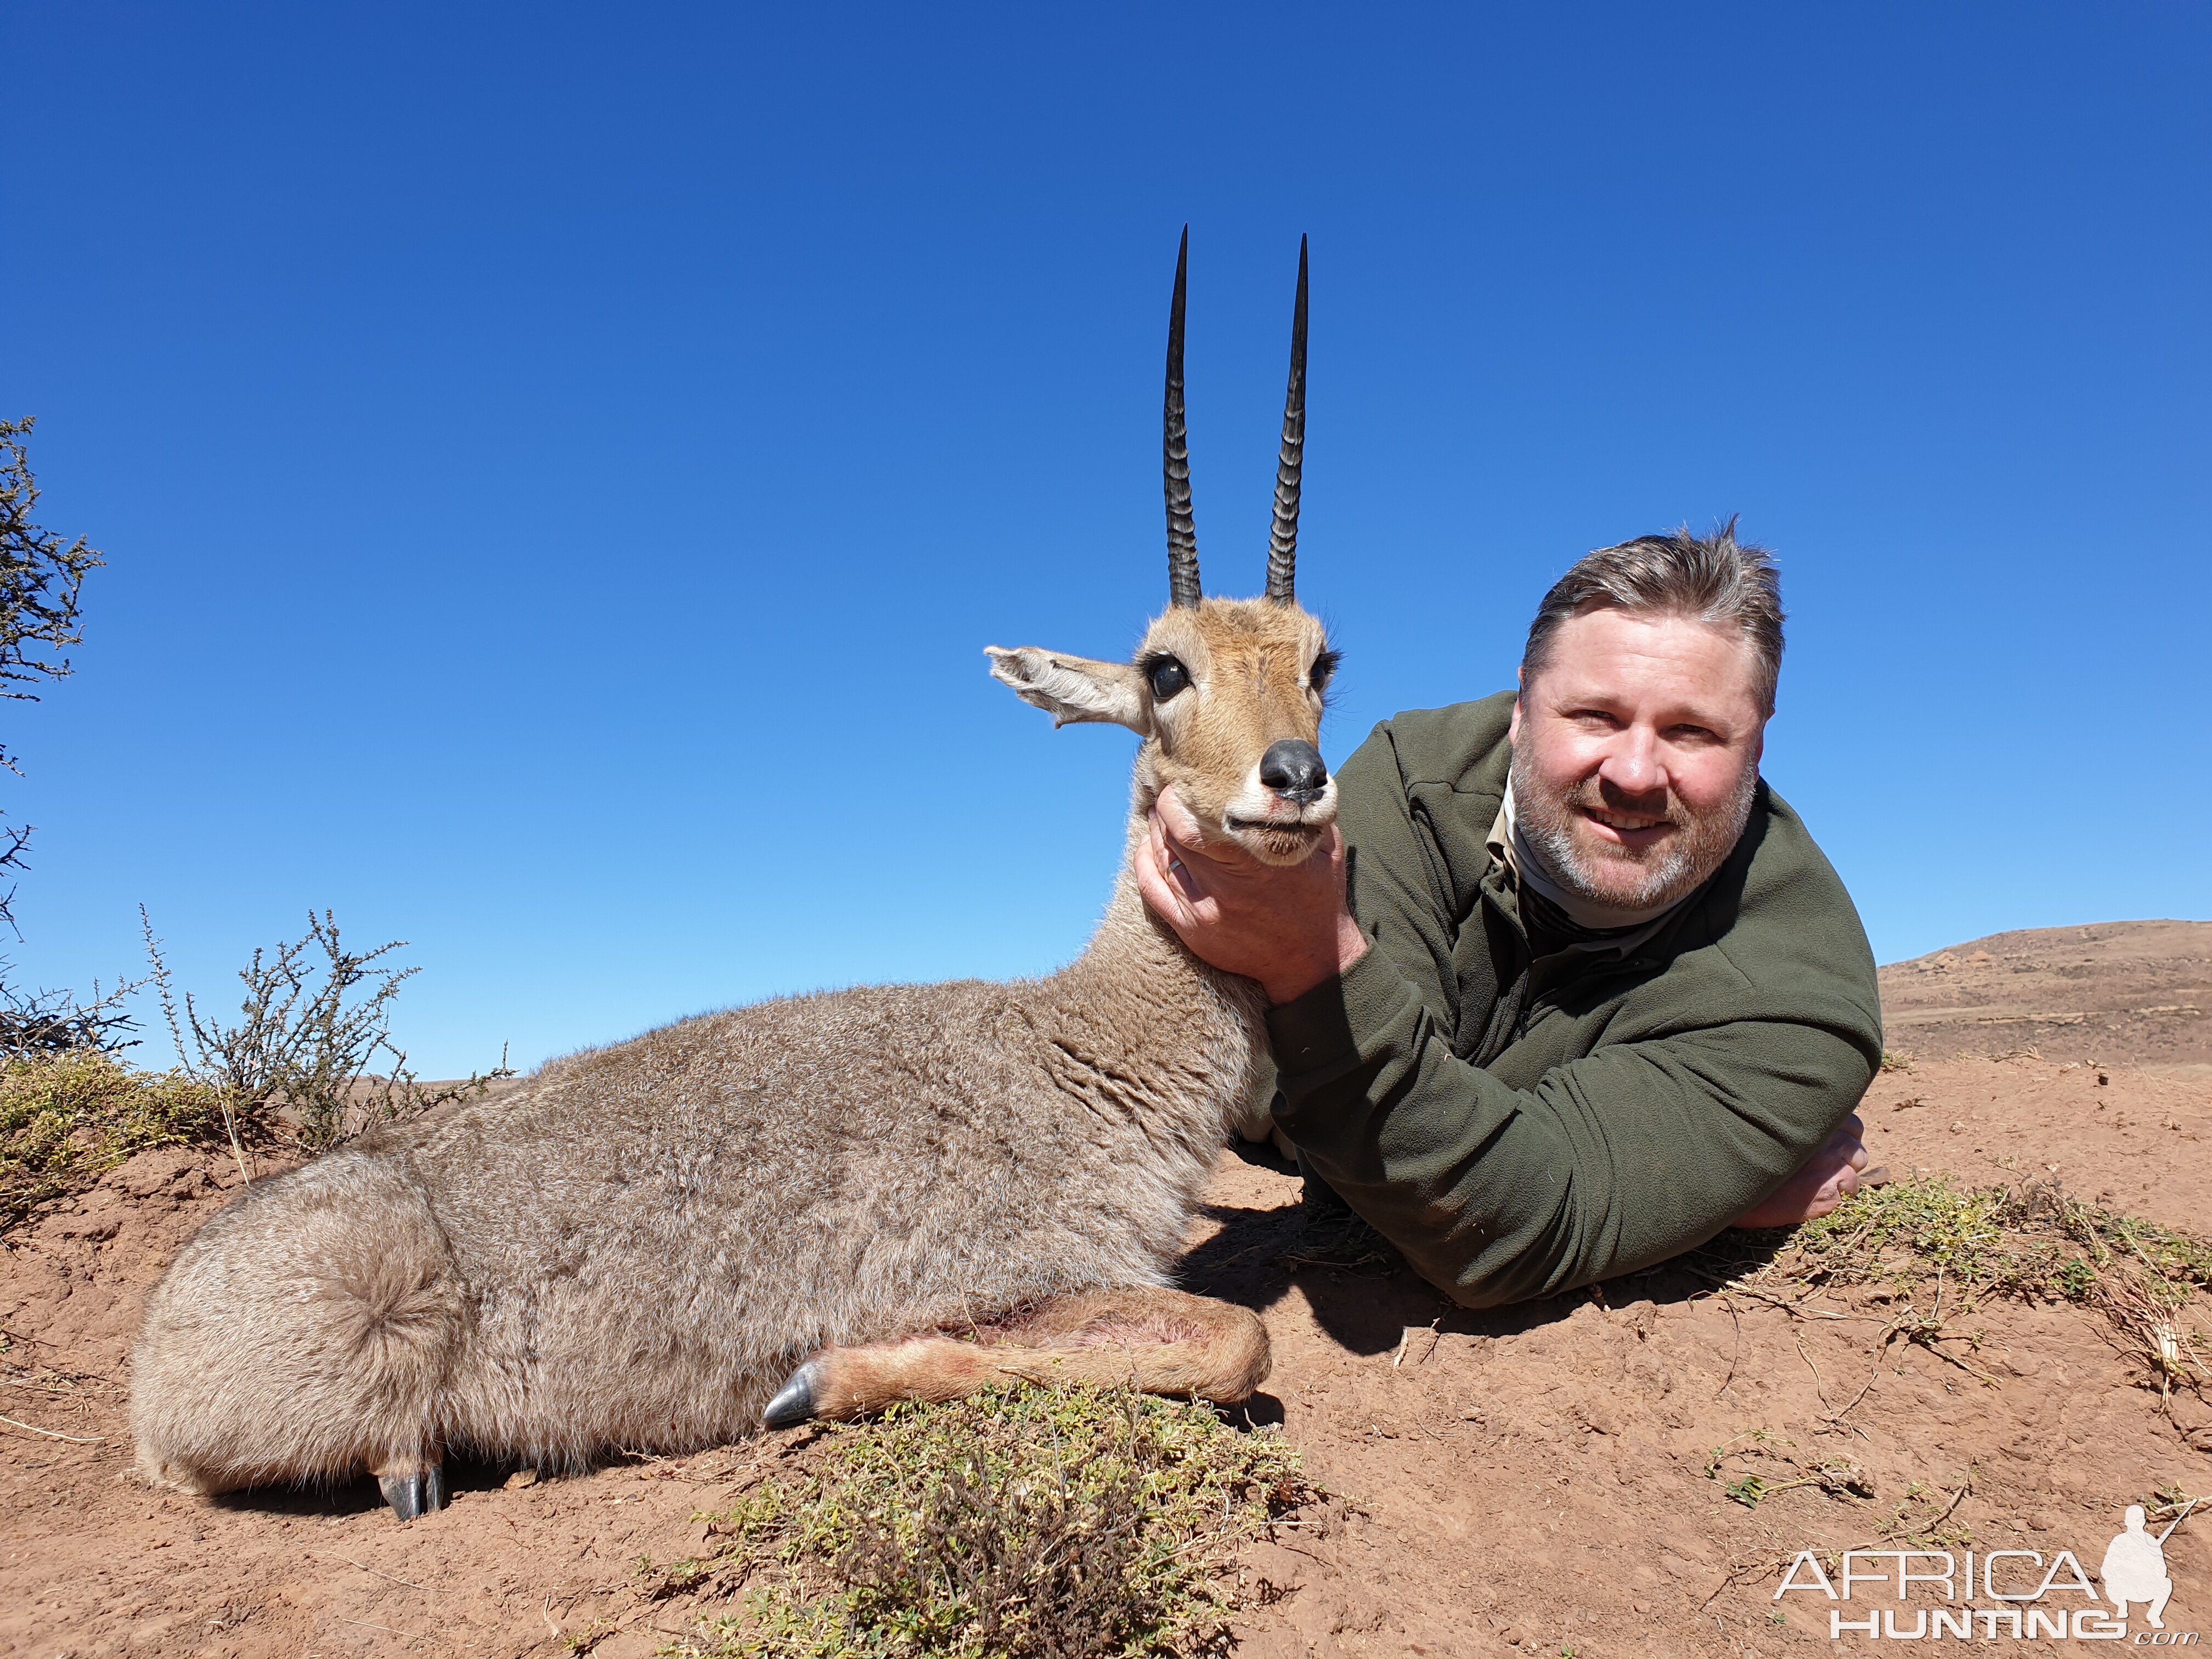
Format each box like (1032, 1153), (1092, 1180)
(3, 924), (2208, 1658)
(1879, 919), (2211, 1075)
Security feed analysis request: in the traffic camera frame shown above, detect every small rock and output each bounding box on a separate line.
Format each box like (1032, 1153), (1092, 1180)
(1573, 1398), (1622, 1436)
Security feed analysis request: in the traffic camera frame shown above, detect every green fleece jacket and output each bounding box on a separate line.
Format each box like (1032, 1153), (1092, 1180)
(1267, 692), (1883, 1308)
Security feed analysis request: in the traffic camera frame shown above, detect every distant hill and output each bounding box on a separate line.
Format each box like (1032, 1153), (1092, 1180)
(1880, 919), (2212, 1070)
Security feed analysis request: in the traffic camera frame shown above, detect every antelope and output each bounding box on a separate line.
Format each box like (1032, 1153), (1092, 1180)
(130, 231), (1340, 1521)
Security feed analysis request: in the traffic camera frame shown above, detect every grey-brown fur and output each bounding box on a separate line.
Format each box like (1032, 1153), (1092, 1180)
(131, 797), (1271, 1495)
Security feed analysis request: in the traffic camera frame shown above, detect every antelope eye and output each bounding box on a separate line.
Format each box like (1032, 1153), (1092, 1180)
(1147, 657), (1190, 701)
(1309, 650), (1341, 692)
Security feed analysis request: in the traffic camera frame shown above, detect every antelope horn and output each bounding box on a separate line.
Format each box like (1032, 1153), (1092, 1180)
(1164, 227), (1202, 609)
(1266, 234), (1307, 606)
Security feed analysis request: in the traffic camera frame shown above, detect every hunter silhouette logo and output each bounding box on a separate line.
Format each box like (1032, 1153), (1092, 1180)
(2104, 1502), (2189, 1632)
(1771, 1497), (2198, 1642)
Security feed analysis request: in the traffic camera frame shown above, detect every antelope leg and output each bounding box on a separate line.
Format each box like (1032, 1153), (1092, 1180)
(375, 1460), (447, 1521)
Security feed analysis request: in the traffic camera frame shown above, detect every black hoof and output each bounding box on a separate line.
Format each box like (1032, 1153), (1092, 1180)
(762, 1361), (820, 1429)
(378, 1465), (447, 1521)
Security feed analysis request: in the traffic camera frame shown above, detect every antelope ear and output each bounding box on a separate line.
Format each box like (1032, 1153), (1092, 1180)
(985, 647), (1152, 734)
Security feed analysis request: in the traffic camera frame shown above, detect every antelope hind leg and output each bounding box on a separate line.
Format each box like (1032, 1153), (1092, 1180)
(762, 1287), (1271, 1427)
(128, 1150), (464, 1519)
(375, 1452), (447, 1521)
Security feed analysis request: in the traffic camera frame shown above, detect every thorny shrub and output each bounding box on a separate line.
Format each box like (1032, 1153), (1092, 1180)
(1, 911), (513, 1227)
(657, 1383), (1318, 1659)
(0, 414), (105, 935)
(0, 974), (140, 1059)
(143, 907), (511, 1160)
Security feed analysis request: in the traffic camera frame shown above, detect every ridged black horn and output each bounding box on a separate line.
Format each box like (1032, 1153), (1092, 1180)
(1266, 235), (1307, 605)
(1164, 227), (1202, 609)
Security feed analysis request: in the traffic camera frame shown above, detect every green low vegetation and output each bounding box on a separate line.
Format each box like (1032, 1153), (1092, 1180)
(654, 1383), (1317, 1659)
(1718, 1172), (2212, 1396)
(1785, 1172), (2212, 1305)
(0, 1049), (225, 1229)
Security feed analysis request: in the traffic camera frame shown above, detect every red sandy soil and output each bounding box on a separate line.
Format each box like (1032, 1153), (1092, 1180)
(3, 928), (2208, 1658)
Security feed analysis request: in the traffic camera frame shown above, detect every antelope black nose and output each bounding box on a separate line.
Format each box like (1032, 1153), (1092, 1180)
(1260, 740), (1329, 803)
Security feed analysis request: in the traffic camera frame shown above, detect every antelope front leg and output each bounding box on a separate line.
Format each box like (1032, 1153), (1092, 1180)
(761, 1286), (1271, 1428)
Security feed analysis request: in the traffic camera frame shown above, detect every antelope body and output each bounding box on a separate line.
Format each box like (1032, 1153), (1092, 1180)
(131, 234), (1335, 1518)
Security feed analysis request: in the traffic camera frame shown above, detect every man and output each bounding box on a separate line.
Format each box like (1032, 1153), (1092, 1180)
(1135, 524), (1881, 1308)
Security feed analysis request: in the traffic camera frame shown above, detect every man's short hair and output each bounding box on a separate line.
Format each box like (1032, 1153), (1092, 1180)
(1520, 518), (1785, 716)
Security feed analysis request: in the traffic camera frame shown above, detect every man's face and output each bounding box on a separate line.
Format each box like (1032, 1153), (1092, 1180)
(1508, 608), (1768, 911)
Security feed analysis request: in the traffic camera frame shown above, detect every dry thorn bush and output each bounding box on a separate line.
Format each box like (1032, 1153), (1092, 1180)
(142, 906), (511, 1168)
(0, 910), (511, 1231)
(0, 414), (104, 936)
(0, 974), (140, 1058)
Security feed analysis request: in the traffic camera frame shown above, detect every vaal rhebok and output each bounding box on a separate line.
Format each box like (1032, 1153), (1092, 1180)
(132, 232), (1338, 1521)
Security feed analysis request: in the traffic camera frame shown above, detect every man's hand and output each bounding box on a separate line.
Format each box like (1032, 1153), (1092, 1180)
(1133, 786), (1369, 1006)
(1731, 1115), (1870, 1229)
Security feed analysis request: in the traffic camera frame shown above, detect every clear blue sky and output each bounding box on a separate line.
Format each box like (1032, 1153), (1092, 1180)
(9, 4), (2209, 1076)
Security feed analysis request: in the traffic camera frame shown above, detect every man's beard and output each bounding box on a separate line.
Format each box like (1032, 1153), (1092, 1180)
(1509, 748), (1758, 915)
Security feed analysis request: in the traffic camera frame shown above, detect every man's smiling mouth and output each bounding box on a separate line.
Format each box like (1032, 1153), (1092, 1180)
(1580, 807), (1672, 835)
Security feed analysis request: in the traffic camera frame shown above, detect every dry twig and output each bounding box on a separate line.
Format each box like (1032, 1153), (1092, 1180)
(0, 1409), (104, 1442)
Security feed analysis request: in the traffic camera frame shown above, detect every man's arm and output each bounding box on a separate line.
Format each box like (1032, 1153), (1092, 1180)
(1136, 716), (1880, 1305)
(1264, 948), (1876, 1305)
